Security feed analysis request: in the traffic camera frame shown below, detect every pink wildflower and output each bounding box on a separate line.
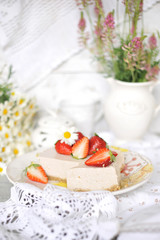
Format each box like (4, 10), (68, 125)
(104, 12), (115, 30)
(149, 34), (157, 49)
(145, 64), (159, 81)
(78, 12), (86, 31)
(123, 0), (143, 14)
(139, 0), (143, 12)
(131, 37), (143, 50)
(94, 0), (103, 15)
(94, 25), (102, 37)
(151, 65), (159, 76)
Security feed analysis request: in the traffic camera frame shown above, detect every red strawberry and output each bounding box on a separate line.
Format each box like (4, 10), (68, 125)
(85, 148), (115, 167)
(112, 151), (118, 157)
(75, 132), (84, 143)
(25, 163), (48, 184)
(55, 140), (72, 155)
(89, 133), (107, 155)
(72, 136), (89, 159)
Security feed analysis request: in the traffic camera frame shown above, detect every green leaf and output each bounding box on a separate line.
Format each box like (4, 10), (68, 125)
(109, 150), (116, 162)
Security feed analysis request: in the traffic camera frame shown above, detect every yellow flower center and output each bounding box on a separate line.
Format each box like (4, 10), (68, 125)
(27, 140), (31, 147)
(14, 121), (17, 126)
(0, 125), (2, 131)
(5, 133), (9, 138)
(29, 104), (34, 109)
(0, 157), (2, 162)
(15, 111), (19, 116)
(3, 109), (8, 115)
(11, 92), (15, 96)
(64, 131), (71, 139)
(2, 147), (5, 152)
(18, 132), (22, 137)
(0, 167), (3, 173)
(19, 99), (24, 105)
(13, 148), (19, 155)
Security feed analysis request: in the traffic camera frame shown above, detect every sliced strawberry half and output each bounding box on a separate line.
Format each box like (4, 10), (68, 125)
(25, 163), (48, 184)
(72, 136), (89, 159)
(89, 133), (107, 155)
(55, 140), (72, 155)
(85, 148), (116, 167)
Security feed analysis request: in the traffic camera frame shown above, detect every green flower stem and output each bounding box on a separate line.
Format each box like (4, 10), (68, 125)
(131, 69), (135, 82)
(85, 7), (95, 41)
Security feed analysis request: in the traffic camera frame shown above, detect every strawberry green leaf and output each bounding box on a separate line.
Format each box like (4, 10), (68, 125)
(109, 150), (116, 162)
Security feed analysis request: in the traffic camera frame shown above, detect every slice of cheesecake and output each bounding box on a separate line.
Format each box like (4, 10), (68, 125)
(38, 148), (85, 182)
(67, 150), (124, 191)
(38, 147), (124, 191)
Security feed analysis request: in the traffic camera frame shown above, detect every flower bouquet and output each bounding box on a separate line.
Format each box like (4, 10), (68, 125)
(76, 0), (160, 140)
(76, 0), (160, 82)
(0, 65), (37, 175)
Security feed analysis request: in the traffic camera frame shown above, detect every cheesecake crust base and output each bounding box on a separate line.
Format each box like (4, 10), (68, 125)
(48, 175), (121, 192)
(69, 184), (121, 192)
(48, 176), (66, 183)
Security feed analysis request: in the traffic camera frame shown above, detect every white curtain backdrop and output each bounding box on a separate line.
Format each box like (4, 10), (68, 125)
(0, 0), (158, 89)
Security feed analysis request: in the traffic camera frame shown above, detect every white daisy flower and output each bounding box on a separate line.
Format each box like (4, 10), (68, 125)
(0, 121), (5, 135)
(15, 94), (28, 108)
(10, 142), (25, 158)
(1, 126), (12, 142)
(0, 143), (11, 155)
(57, 126), (78, 145)
(0, 150), (8, 163)
(0, 162), (6, 175)
(12, 106), (23, 120)
(10, 89), (21, 100)
(28, 98), (36, 110)
(0, 154), (5, 163)
(0, 101), (11, 121)
(22, 133), (34, 151)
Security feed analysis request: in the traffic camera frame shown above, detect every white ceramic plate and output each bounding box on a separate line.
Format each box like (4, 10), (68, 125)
(6, 150), (153, 195)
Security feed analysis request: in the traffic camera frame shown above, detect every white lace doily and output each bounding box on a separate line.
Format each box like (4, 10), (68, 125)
(0, 184), (118, 240)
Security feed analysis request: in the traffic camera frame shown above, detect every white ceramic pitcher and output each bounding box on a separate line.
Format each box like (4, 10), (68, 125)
(104, 78), (160, 141)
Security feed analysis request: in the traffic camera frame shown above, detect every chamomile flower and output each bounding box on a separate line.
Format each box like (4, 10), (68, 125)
(0, 101), (11, 121)
(28, 98), (36, 111)
(12, 106), (23, 120)
(10, 90), (17, 100)
(10, 89), (21, 100)
(58, 126), (78, 145)
(16, 94), (27, 108)
(0, 150), (8, 163)
(10, 142), (25, 158)
(0, 162), (6, 175)
(0, 122), (4, 135)
(0, 80), (37, 164)
(0, 144), (11, 155)
(23, 133), (34, 151)
(1, 126), (12, 142)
